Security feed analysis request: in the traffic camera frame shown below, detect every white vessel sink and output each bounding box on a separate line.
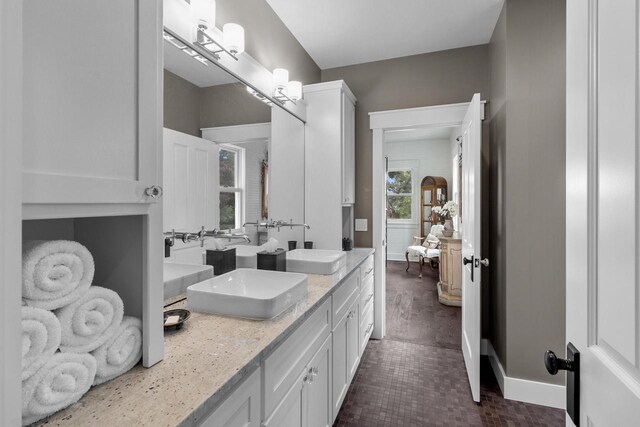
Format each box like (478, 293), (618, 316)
(164, 262), (214, 300)
(187, 268), (308, 319)
(232, 245), (262, 269)
(286, 249), (347, 275)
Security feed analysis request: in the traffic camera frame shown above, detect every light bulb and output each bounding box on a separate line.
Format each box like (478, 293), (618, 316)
(223, 23), (245, 55)
(192, 0), (216, 31)
(273, 68), (289, 91)
(288, 81), (302, 101)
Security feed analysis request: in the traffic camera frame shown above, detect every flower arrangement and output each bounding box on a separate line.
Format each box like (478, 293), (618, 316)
(432, 201), (458, 220)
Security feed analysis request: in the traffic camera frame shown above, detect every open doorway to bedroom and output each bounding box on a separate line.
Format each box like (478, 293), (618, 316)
(383, 124), (463, 345)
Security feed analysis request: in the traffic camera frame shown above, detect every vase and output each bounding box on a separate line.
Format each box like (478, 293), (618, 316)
(442, 219), (454, 237)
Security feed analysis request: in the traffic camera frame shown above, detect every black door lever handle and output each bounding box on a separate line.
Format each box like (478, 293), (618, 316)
(544, 350), (575, 374)
(463, 256), (473, 266)
(544, 344), (580, 426)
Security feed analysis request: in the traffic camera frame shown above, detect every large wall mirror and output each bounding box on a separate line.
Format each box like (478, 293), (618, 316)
(162, 21), (306, 272)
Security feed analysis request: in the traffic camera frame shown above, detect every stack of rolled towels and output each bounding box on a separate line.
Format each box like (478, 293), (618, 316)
(21, 240), (143, 426)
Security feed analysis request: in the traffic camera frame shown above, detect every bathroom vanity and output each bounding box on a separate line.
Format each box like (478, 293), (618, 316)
(36, 249), (375, 426)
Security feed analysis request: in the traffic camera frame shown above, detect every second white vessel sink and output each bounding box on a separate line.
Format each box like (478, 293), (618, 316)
(286, 249), (347, 275)
(187, 268), (308, 319)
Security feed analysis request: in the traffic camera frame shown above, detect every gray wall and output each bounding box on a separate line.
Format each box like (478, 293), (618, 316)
(487, 0), (566, 384)
(164, 70), (201, 137)
(200, 83), (271, 129)
(164, 0), (321, 135)
(321, 46), (490, 248)
(216, 0), (320, 85)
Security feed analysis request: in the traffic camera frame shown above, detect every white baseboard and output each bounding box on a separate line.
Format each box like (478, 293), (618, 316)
(386, 253), (408, 262)
(481, 339), (566, 410)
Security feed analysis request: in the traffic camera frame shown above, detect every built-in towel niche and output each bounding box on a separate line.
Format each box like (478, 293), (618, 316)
(23, 216), (151, 351)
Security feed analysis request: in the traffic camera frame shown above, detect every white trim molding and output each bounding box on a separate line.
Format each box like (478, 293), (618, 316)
(481, 339), (566, 410)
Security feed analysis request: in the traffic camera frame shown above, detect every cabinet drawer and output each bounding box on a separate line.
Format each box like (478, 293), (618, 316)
(263, 298), (331, 419)
(332, 270), (359, 328)
(360, 274), (374, 309)
(360, 255), (374, 281)
(197, 367), (261, 427)
(359, 302), (374, 357)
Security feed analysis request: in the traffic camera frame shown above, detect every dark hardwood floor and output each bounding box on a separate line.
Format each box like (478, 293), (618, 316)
(333, 261), (565, 426)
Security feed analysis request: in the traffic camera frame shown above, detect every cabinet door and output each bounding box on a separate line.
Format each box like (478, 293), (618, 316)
(262, 369), (308, 427)
(198, 368), (261, 427)
(346, 300), (361, 381)
(307, 335), (332, 427)
(341, 93), (356, 205)
(23, 0), (162, 204)
(331, 312), (349, 421)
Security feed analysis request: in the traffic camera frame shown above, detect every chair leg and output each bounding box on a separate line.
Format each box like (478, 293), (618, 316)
(405, 251), (410, 271)
(419, 256), (423, 278)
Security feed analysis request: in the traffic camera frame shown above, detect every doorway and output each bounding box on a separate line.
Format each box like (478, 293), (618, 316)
(370, 97), (485, 400)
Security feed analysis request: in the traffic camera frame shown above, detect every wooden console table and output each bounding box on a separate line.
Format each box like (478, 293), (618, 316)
(437, 234), (462, 306)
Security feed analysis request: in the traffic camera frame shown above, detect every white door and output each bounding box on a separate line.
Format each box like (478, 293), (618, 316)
(22, 0), (162, 204)
(565, 0), (640, 425)
(460, 93), (483, 402)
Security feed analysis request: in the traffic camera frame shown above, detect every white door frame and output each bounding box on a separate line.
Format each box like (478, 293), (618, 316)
(369, 102), (485, 339)
(1, 0), (23, 423)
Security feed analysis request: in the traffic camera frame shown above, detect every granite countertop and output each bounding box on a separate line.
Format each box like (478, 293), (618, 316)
(37, 248), (375, 427)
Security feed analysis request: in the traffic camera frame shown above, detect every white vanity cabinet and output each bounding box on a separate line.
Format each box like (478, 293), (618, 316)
(304, 81), (357, 250)
(23, 0), (162, 205)
(263, 299), (332, 420)
(264, 335), (332, 427)
(198, 368), (261, 427)
(330, 269), (361, 420)
(359, 255), (375, 357)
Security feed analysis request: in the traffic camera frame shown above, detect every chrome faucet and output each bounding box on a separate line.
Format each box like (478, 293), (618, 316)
(163, 227), (251, 246)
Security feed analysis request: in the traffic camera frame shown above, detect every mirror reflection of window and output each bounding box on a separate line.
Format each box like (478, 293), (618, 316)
(219, 147), (242, 231)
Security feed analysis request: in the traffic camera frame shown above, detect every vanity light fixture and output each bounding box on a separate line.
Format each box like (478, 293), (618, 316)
(191, 0), (216, 33)
(195, 24), (244, 61)
(190, 0), (243, 61)
(272, 68), (302, 104)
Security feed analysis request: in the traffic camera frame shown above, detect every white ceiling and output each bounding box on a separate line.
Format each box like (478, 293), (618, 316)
(384, 126), (455, 143)
(266, 0), (504, 69)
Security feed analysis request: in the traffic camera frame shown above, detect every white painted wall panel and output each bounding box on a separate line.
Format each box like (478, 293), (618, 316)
(270, 108), (306, 246)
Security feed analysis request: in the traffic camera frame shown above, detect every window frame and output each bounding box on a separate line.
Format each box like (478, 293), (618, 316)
(386, 161), (419, 225)
(218, 144), (245, 232)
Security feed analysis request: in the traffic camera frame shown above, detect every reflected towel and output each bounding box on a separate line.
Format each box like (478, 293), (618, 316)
(92, 316), (142, 385)
(22, 306), (62, 380)
(22, 352), (97, 426)
(22, 240), (94, 310)
(55, 286), (124, 353)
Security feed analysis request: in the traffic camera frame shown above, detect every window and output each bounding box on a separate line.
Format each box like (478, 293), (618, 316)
(387, 169), (413, 221)
(219, 146), (243, 230)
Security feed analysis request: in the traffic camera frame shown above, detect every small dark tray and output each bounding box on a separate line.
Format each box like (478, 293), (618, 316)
(164, 308), (190, 330)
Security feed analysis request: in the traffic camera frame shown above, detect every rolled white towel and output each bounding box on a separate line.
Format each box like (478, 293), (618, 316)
(22, 306), (62, 381)
(91, 316), (142, 386)
(55, 286), (124, 354)
(23, 240), (95, 310)
(22, 352), (97, 426)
